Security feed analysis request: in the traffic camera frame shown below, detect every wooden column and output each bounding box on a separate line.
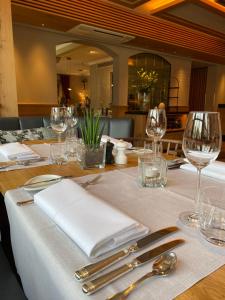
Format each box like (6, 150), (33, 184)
(0, 0), (18, 116)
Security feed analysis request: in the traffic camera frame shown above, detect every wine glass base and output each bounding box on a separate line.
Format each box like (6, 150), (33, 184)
(179, 211), (199, 228)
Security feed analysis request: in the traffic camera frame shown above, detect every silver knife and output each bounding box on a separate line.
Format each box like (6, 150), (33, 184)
(74, 226), (178, 281)
(19, 175), (73, 188)
(82, 239), (184, 294)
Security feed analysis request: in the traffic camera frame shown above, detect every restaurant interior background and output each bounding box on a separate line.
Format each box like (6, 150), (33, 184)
(1, 0), (225, 139)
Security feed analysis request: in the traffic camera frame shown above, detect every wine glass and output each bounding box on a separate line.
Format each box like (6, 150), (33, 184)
(145, 108), (167, 154)
(179, 111), (222, 227)
(65, 106), (78, 141)
(50, 107), (68, 142)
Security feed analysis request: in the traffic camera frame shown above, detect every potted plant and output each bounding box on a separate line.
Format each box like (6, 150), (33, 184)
(77, 109), (106, 169)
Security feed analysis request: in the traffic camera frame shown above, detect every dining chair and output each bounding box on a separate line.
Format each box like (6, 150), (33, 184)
(159, 138), (183, 156)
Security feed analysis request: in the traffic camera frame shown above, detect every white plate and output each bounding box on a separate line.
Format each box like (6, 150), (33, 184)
(23, 174), (62, 192)
(131, 148), (153, 155)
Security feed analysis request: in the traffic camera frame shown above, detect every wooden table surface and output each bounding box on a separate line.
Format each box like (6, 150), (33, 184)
(0, 147), (225, 300)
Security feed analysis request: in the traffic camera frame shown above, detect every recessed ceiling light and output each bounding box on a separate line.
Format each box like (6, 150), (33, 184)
(41, 23), (45, 27)
(89, 50), (98, 54)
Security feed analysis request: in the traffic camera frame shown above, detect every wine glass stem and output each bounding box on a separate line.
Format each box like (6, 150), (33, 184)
(152, 140), (156, 154)
(195, 168), (202, 216)
(58, 133), (62, 143)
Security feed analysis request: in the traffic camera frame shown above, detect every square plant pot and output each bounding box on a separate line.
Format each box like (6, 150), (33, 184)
(77, 142), (106, 169)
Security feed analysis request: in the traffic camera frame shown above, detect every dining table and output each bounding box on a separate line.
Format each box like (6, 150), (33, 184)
(1, 141), (225, 300)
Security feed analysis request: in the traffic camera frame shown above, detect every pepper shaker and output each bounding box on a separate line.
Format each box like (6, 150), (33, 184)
(115, 140), (127, 165)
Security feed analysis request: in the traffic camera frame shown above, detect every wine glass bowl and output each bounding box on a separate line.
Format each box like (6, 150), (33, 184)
(66, 106), (78, 129)
(50, 107), (68, 142)
(180, 111), (222, 227)
(65, 106), (78, 141)
(146, 108), (167, 153)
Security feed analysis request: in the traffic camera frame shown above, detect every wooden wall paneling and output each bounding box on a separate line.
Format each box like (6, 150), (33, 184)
(189, 67), (208, 111)
(18, 104), (56, 116)
(0, 0), (18, 116)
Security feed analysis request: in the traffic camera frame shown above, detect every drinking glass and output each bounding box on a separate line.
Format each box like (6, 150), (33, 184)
(199, 186), (225, 246)
(49, 142), (68, 165)
(146, 108), (167, 154)
(50, 107), (68, 142)
(179, 111), (222, 227)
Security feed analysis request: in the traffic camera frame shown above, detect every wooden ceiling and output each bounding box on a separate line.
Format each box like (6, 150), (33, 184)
(11, 0), (225, 64)
(107, 0), (149, 8)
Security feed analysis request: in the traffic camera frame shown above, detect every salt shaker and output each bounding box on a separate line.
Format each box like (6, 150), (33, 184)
(115, 140), (127, 165)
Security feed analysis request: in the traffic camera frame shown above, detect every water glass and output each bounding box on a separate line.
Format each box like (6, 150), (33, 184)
(199, 186), (225, 246)
(65, 139), (78, 161)
(138, 152), (167, 188)
(50, 143), (68, 165)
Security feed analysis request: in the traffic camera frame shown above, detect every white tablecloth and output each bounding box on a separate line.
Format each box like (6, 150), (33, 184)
(4, 167), (225, 300)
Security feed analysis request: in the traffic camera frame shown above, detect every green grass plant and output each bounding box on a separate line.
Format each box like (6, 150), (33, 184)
(80, 109), (105, 146)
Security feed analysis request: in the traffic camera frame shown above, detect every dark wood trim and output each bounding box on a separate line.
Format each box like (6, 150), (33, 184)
(18, 103), (57, 116)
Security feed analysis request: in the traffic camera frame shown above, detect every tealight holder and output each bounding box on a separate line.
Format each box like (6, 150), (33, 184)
(138, 152), (167, 188)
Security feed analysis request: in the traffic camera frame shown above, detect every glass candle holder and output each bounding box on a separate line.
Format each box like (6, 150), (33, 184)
(138, 152), (167, 188)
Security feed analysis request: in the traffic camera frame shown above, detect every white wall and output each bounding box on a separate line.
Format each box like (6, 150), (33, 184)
(13, 24), (68, 104)
(205, 65), (225, 111)
(89, 63), (113, 109)
(164, 55), (192, 107)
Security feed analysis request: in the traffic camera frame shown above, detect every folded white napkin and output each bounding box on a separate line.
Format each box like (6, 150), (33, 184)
(180, 160), (225, 181)
(34, 179), (149, 258)
(101, 135), (132, 149)
(0, 142), (40, 161)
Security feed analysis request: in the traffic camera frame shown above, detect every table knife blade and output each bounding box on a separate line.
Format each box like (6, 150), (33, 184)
(82, 239), (184, 294)
(19, 175), (73, 188)
(74, 226), (178, 281)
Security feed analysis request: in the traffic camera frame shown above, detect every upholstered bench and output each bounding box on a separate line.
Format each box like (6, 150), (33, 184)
(0, 116), (134, 143)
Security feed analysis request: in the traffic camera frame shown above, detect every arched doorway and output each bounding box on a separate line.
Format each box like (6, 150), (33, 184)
(56, 42), (116, 115)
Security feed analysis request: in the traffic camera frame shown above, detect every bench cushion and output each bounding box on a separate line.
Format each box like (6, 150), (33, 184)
(0, 118), (20, 130)
(19, 116), (44, 130)
(0, 128), (44, 144)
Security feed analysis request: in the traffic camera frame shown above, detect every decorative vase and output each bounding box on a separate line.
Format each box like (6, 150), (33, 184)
(137, 91), (151, 111)
(77, 141), (106, 169)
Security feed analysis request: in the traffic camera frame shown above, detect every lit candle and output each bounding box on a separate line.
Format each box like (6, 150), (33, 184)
(145, 166), (160, 178)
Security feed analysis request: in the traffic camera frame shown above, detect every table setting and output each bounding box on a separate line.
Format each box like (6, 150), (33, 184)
(2, 108), (225, 300)
(0, 142), (51, 171)
(4, 166), (225, 300)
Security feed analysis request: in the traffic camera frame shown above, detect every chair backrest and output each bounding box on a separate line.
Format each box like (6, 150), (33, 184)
(109, 118), (134, 138)
(19, 116), (44, 129)
(159, 138), (183, 156)
(0, 117), (20, 130)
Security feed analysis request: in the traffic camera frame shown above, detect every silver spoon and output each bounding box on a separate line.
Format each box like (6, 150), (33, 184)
(107, 252), (177, 300)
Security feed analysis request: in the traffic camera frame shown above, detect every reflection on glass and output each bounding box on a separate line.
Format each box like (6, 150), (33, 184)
(179, 111), (222, 227)
(146, 108), (167, 154)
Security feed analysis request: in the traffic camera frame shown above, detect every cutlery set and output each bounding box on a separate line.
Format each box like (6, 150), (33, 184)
(74, 226), (185, 298)
(16, 174), (102, 206)
(0, 157), (46, 169)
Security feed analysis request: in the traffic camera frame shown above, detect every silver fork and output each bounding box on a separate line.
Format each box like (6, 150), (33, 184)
(16, 174), (102, 206)
(80, 174), (102, 188)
